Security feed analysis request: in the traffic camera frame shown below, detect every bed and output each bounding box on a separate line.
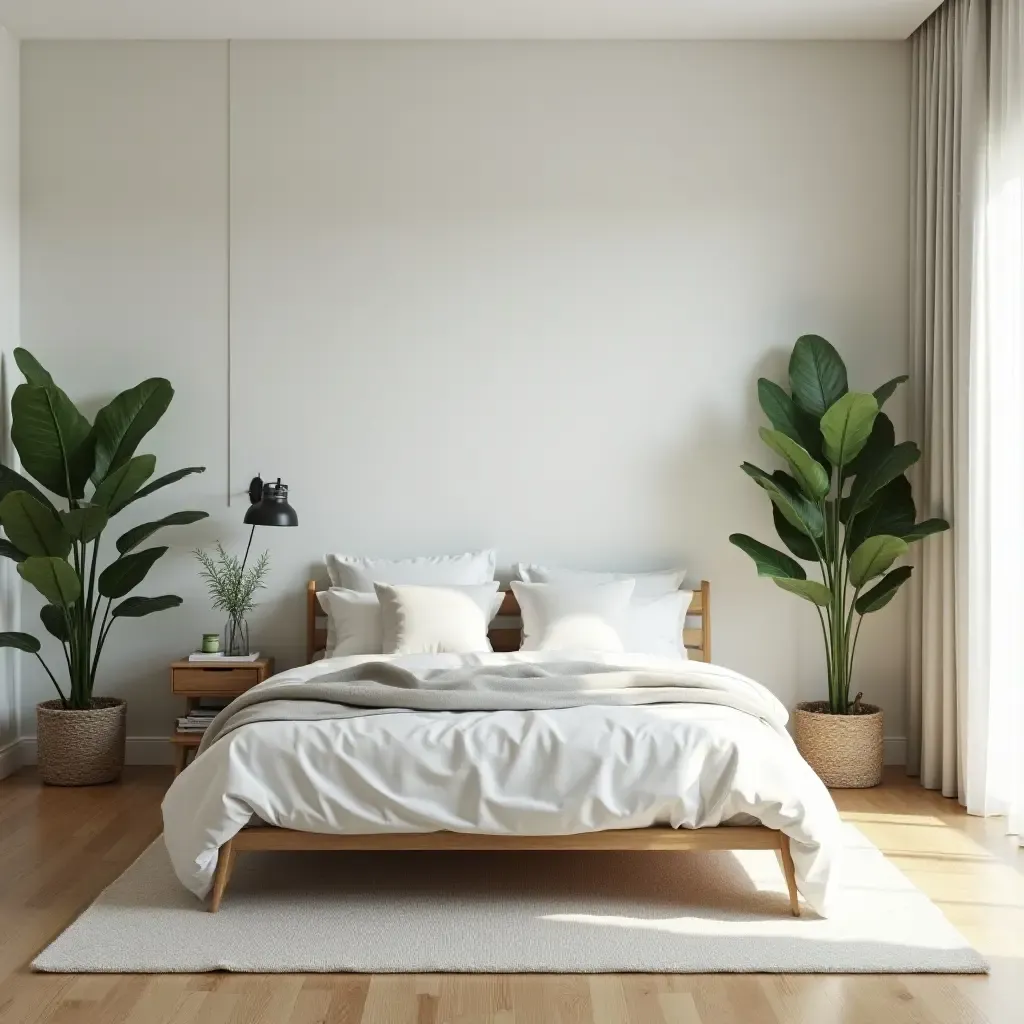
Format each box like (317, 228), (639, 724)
(161, 579), (842, 916)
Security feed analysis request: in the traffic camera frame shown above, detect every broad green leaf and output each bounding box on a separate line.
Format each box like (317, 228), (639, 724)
(874, 375), (909, 408)
(846, 442), (921, 522)
(756, 380), (826, 464)
(0, 492), (71, 558)
(729, 533), (807, 580)
(849, 534), (908, 587)
(17, 556), (81, 607)
(92, 454), (156, 514)
(59, 506), (109, 543)
(820, 392), (878, 468)
(111, 594), (183, 618)
(773, 503), (818, 560)
(845, 411), (895, 482)
(758, 428), (830, 500)
(92, 378), (174, 483)
(39, 604), (69, 642)
(788, 335), (848, 418)
(0, 539), (26, 563)
(124, 465), (206, 507)
(0, 631), (41, 653)
(741, 463), (825, 540)
(13, 348), (54, 387)
(0, 462), (57, 512)
(757, 379), (805, 443)
(903, 518), (950, 543)
(773, 577), (832, 606)
(846, 475), (916, 552)
(855, 566), (913, 614)
(115, 510), (208, 555)
(66, 428), (97, 496)
(10, 383), (93, 499)
(98, 546), (167, 599)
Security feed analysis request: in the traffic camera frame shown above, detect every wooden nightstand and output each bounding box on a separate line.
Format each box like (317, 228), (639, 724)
(170, 656), (274, 775)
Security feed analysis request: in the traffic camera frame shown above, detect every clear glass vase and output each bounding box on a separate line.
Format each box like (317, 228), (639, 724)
(223, 615), (249, 657)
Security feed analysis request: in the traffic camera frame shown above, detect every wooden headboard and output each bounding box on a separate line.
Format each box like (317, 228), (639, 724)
(306, 580), (711, 665)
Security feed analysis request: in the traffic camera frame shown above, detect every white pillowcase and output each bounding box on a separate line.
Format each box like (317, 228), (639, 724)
(511, 580), (635, 653)
(319, 584), (504, 658)
(625, 590), (693, 660)
(375, 582), (500, 655)
(514, 563), (687, 599)
(325, 550), (497, 592)
(317, 588), (384, 656)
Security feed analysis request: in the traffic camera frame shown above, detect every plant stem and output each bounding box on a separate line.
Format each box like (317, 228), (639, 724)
(830, 467), (846, 713)
(34, 652), (68, 707)
(848, 613), (865, 692)
(90, 598), (112, 686)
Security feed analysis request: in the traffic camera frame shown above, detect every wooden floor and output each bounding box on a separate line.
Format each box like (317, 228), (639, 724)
(1, 767), (1022, 1023)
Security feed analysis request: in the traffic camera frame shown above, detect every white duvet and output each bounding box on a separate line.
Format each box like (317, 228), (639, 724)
(162, 651), (843, 915)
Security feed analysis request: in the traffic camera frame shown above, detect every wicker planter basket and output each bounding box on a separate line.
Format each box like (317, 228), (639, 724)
(36, 698), (126, 786)
(793, 701), (883, 789)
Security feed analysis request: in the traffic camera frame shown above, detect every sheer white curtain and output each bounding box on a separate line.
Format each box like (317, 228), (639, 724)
(966, 0), (1024, 839)
(910, 0), (1024, 844)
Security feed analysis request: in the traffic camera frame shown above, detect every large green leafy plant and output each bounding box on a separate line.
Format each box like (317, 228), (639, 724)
(0, 348), (207, 709)
(730, 335), (949, 714)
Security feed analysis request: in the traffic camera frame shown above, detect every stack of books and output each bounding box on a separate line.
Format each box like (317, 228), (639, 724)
(187, 651), (261, 662)
(175, 707), (221, 735)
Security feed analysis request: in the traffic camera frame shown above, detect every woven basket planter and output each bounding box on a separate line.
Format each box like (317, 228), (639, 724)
(36, 698), (126, 786)
(793, 701), (883, 789)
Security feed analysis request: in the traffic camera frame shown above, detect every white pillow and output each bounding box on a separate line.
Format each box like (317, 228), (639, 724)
(625, 590), (692, 660)
(325, 550), (497, 591)
(514, 563), (687, 599)
(319, 584), (504, 657)
(510, 580), (635, 653)
(375, 582), (500, 655)
(317, 588), (384, 656)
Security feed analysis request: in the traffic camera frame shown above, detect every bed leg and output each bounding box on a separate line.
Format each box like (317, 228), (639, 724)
(209, 838), (236, 913)
(778, 833), (800, 917)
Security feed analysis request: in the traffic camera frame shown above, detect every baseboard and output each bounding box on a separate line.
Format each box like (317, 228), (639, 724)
(884, 736), (907, 766)
(0, 738), (24, 779)
(16, 735), (173, 767)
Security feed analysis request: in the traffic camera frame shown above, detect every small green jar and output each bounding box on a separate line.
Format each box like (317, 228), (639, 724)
(201, 633), (220, 654)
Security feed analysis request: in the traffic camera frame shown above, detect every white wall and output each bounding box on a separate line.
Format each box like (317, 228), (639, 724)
(0, 26), (19, 767)
(19, 41), (911, 755)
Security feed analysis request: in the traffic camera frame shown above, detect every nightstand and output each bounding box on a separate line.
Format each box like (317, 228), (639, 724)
(170, 656), (274, 775)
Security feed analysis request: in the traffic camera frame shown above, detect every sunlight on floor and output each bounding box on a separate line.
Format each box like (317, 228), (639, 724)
(836, 795), (1024, 960)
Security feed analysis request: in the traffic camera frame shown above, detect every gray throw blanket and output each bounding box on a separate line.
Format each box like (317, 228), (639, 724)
(197, 658), (788, 754)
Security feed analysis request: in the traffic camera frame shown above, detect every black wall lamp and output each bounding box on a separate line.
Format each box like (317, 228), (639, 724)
(240, 475), (298, 569)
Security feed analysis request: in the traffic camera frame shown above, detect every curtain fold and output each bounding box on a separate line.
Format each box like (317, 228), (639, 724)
(910, 0), (1024, 843)
(907, 0), (987, 797)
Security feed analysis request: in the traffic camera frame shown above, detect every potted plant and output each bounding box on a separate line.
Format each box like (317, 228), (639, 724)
(194, 541), (271, 655)
(730, 335), (949, 788)
(0, 348), (207, 785)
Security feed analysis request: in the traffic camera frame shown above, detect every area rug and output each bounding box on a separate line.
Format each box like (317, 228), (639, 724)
(33, 824), (986, 974)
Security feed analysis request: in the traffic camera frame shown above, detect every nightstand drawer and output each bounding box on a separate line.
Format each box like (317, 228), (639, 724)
(171, 667), (260, 694)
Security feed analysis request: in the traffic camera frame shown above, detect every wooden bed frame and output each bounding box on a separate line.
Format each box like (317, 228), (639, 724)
(208, 578), (801, 916)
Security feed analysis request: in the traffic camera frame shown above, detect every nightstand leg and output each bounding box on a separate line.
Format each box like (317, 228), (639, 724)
(173, 745), (187, 777)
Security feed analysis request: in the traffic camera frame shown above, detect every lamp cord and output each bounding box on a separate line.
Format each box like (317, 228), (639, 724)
(240, 523), (255, 577)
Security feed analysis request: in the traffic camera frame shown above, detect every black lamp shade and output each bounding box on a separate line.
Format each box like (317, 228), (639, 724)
(244, 477), (298, 527)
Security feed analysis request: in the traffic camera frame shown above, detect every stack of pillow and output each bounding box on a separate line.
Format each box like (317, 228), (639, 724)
(316, 550), (690, 660)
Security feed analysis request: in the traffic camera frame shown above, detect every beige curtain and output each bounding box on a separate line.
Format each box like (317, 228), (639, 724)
(907, 0), (987, 796)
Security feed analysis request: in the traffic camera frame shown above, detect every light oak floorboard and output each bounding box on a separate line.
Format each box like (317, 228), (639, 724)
(0, 766), (1021, 1024)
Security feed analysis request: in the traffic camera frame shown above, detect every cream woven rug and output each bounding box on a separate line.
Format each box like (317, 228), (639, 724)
(34, 824), (985, 974)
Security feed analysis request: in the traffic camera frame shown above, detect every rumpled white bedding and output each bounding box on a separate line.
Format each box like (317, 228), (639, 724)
(162, 651), (843, 915)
